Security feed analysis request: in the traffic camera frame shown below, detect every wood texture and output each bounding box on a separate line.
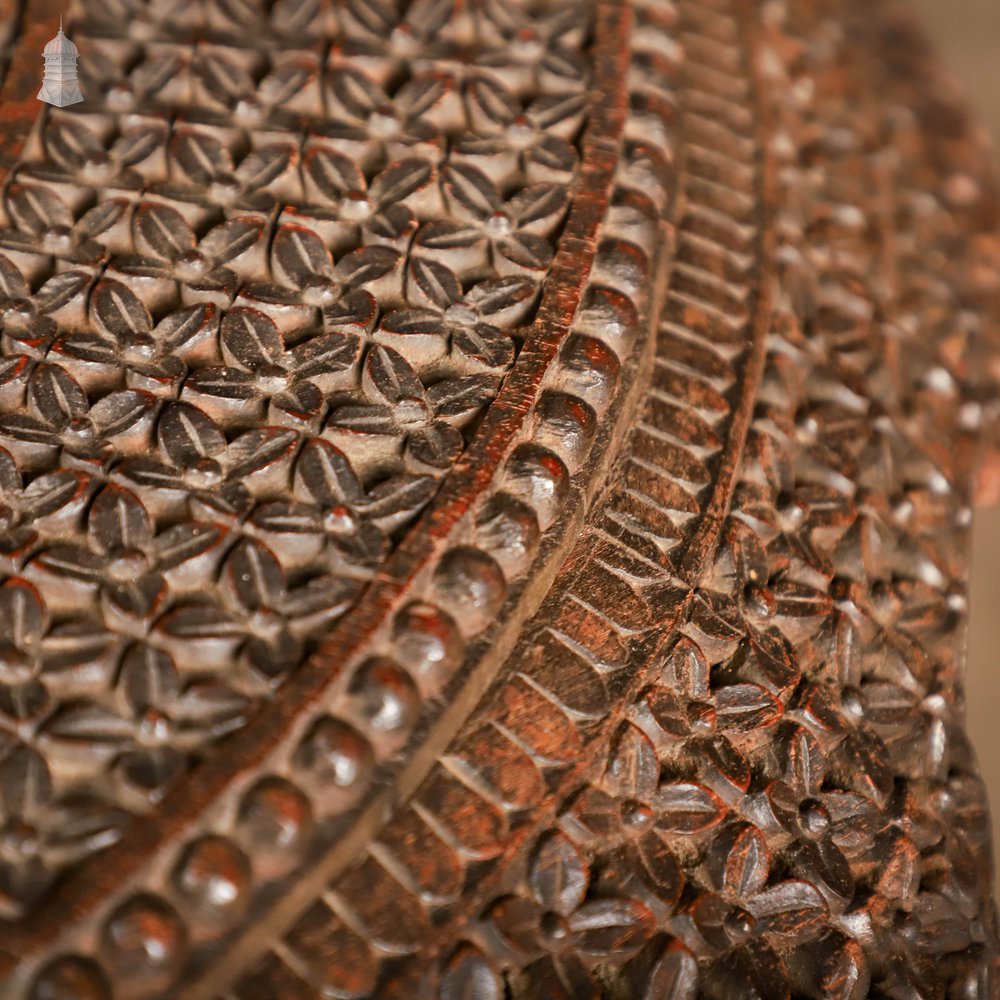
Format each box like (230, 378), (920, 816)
(0, 0), (997, 996)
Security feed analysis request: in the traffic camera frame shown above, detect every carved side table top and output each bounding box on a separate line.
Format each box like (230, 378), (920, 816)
(0, 0), (998, 997)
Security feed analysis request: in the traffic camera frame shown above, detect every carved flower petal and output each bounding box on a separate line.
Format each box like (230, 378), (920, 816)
(530, 831), (589, 915)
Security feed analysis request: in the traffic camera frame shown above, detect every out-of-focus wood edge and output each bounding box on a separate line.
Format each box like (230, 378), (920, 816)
(0, 0), (57, 177)
(883, 3), (1000, 512)
(0, 2), (50, 974)
(975, 445), (1000, 509)
(0, 0), (18, 51)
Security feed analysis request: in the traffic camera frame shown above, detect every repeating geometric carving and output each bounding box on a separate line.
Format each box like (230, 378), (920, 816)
(235, 1), (1000, 998)
(0, 0), (998, 996)
(0, 0), (591, 931)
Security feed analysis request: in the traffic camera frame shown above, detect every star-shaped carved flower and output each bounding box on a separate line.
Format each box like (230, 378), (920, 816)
(379, 269), (537, 376)
(414, 163), (568, 281)
(0, 361), (119, 470)
(0, 577), (117, 722)
(300, 153), (440, 255)
(181, 307), (363, 429)
(321, 65), (453, 169)
(292, 435), (438, 555)
(42, 642), (249, 803)
(114, 404), (301, 523)
(681, 818), (833, 997)
(324, 344), (499, 477)
(740, 721), (886, 908)
(0, 742), (127, 917)
(488, 830), (653, 1000)
(27, 483), (228, 629)
(560, 722), (717, 910)
(0, 446), (92, 570)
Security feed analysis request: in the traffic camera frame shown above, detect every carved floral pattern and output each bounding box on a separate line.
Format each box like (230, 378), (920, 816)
(0, 0), (591, 918)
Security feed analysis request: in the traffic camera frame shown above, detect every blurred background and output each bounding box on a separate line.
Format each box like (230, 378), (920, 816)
(908, 0), (1000, 891)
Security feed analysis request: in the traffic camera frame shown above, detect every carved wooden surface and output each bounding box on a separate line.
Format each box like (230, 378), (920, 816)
(0, 0), (998, 996)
